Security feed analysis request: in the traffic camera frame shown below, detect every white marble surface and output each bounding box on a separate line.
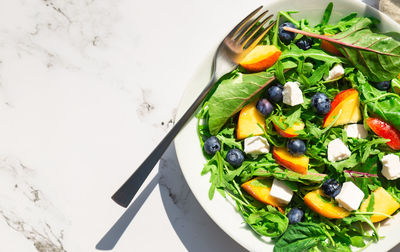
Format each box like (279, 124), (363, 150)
(0, 0), (398, 251)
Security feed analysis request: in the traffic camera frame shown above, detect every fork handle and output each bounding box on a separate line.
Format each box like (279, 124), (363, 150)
(111, 75), (216, 208)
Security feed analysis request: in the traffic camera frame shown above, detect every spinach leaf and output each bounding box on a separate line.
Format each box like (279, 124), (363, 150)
(284, 18), (400, 82)
(332, 18), (400, 82)
(208, 71), (276, 135)
(357, 75), (400, 131)
(274, 223), (327, 252)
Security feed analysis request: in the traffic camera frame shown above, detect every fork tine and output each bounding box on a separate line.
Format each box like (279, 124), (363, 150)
(228, 6), (263, 38)
(240, 14), (274, 47)
(243, 20), (276, 51)
(235, 10), (269, 41)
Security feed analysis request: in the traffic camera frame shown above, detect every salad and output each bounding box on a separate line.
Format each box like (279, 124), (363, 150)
(197, 3), (400, 252)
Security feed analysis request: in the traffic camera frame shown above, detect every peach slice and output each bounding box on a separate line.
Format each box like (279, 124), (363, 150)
(273, 120), (305, 138)
(241, 177), (284, 207)
(360, 187), (400, 223)
(304, 189), (350, 219)
(367, 117), (400, 150)
(321, 34), (342, 56)
(272, 147), (309, 174)
(240, 45), (281, 72)
(237, 101), (265, 140)
(323, 89), (361, 128)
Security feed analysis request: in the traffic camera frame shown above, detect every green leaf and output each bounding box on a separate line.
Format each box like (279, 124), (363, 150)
(367, 191), (375, 212)
(332, 18), (400, 82)
(350, 236), (366, 248)
(284, 107), (302, 127)
(308, 63), (330, 83)
(330, 154), (359, 172)
(280, 47), (342, 66)
(284, 18), (400, 82)
(392, 78), (400, 94)
(253, 168), (326, 184)
(321, 2), (333, 26)
(208, 71), (276, 135)
(274, 223), (327, 252)
(245, 208), (289, 237)
(275, 60), (286, 84)
(358, 75), (400, 131)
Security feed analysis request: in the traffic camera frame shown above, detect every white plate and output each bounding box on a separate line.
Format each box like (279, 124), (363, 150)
(174, 0), (400, 251)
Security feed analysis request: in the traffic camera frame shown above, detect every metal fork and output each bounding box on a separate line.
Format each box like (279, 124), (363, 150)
(112, 6), (275, 208)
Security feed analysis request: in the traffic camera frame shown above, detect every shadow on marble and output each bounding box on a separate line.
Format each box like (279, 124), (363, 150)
(158, 143), (247, 252)
(95, 173), (161, 250)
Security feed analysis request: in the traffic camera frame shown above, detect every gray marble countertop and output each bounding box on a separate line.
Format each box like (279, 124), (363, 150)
(1, 0), (399, 251)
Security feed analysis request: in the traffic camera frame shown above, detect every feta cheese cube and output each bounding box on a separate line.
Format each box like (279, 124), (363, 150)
(325, 64), (345, 81)
(244, 136), (270, 157)
(269, 179), (293, 205)
(335, 181), (364, 211)
(282, 81), (304, 106)
(327, 138), (351, 162)
(344, 124), (368, 139)
(381, 154), (400, 180)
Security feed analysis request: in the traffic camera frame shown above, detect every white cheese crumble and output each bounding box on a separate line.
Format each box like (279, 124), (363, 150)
(344, 124), (368, 139)
(381, 154), (400, 180)
(244, 136), (270, 157)
(327, 138), (351, 162)
(325, 64), (345, 81)
(282, 81), (304, 106)
(269, 179), (293, 205)
(335, 181), (364, 211)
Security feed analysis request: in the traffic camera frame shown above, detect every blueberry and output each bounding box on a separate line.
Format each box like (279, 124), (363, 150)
(256, 98), (274, 116)
(278, 22), (297, 45)
(321, 179), (342, 198)
(267, 85), (283, 103)
(311, 92), (331, 115)
(203, 136), (221, 155)
(287, 208), (304, 224)
(373, 81), (391, 91)
(226, 149), (245, 167)
(296, 37), (314, 50)
(287, 139), (307, 156)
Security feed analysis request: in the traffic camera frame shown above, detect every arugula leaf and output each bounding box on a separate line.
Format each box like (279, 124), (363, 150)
(253, 168), (326, 184)
(284, 107), (302, 127)
(274, 223), (327, 252)
(280, 47), (342, 66)
(320, 2), (333, 26)
(207, 71), (276, 135)
(350, 236), (366, 248)
(344, 156), (380, 196)
(330, 154), (358, 172)
(244, 208), (289, 237)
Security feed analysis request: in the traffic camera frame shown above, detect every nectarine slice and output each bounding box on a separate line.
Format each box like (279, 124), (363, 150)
(321, 34), (342, 56)
(360, 187), (400, 223)
(367, 117), (400, 150)
(304, 189), (350, 219)
(323, 89), (361, 128)
(237, 101), (265, 140)
(273, 120), (305, 138)
(273, 147), (309, 174)
(241, 177), (283, 207)
(240, 45), (281, 72)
